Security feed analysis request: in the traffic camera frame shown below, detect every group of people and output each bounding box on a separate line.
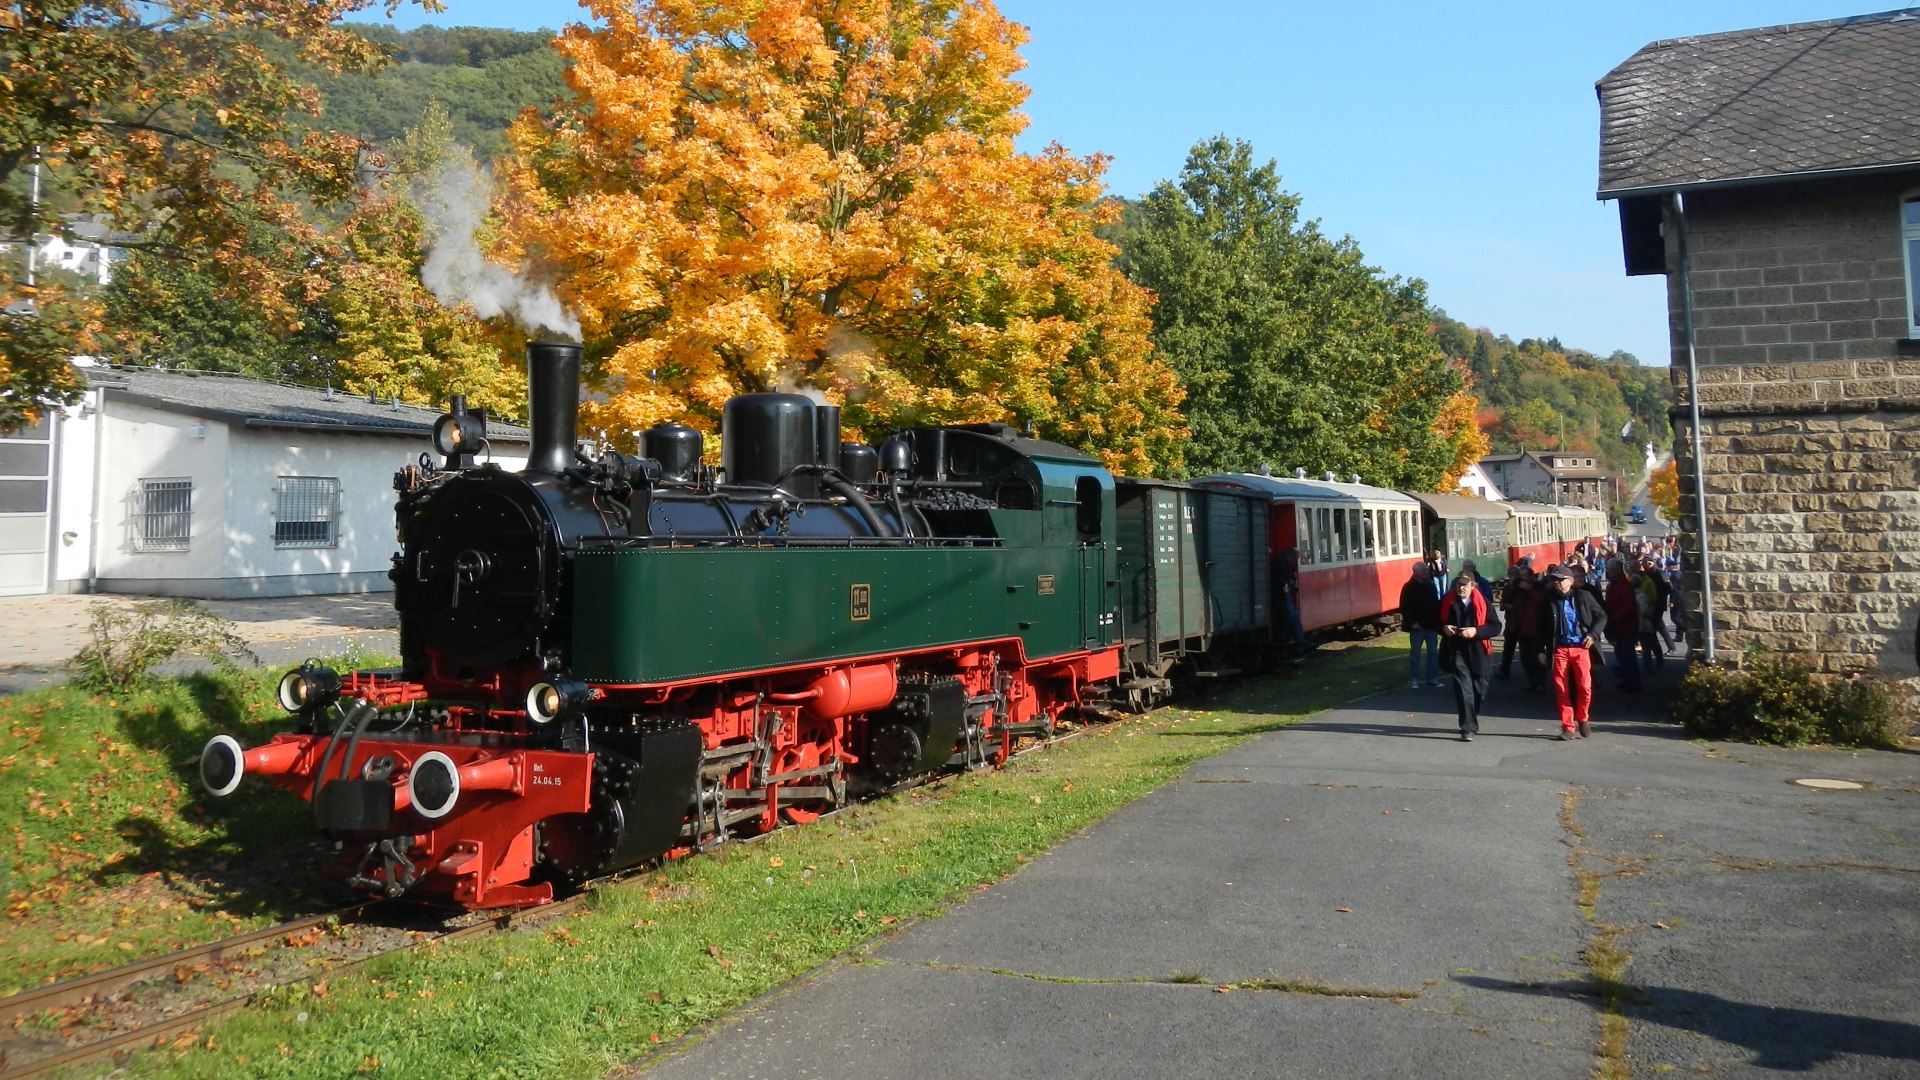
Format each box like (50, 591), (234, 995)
(1400, 542), (1687, 742)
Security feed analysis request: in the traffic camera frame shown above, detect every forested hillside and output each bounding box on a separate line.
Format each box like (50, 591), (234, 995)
(1432, 313), (1675, 483)
(296, 25), (568, 162)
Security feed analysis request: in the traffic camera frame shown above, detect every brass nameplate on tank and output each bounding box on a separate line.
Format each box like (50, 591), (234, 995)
(1037, 575), (1056, 596)
(851, 583), (872, 621)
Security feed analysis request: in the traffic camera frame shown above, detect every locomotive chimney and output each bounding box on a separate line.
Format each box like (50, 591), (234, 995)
(525, 341), (582, 475)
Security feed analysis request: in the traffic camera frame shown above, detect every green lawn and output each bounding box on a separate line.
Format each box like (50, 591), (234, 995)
(1, 641), (1401, 1078)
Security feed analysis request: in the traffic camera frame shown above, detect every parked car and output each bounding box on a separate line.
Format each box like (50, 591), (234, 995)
(1628, 504), (1647, 524)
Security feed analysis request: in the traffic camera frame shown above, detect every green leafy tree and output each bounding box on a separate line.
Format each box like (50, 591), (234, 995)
(1117, 137), (1467, 487)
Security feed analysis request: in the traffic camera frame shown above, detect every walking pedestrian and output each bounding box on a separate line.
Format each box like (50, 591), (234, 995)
(1399, 564), (1442, 688)
(1544, 564), (1607, 739)
(1604, 558), (1643, 692)
(1439, 572), (1501, 741)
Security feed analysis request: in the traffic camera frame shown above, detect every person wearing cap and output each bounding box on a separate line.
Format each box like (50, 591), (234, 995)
(1544, 563), (1607, 739)
(1439, 571), (1501, 741)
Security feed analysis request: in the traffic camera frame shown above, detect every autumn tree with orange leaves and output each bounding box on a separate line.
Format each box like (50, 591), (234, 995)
(1, 0), (432, 427)
(500, 0), (1185, 475)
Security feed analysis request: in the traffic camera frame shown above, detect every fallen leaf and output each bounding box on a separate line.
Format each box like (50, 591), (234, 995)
(767, 856), (784, 868)
(1214, 984), (1235, 993)
(1335, 907), (1353, 914)
(1653, 921), (1671, 930)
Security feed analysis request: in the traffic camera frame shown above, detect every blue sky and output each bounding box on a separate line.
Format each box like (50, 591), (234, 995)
(367, 0), (1892, 367)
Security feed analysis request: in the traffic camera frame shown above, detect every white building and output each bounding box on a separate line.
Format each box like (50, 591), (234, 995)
(1454, 461), (1505, 501)
(0, 366), (530, 598)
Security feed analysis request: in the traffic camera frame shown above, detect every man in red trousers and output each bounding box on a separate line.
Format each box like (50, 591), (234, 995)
(1544, 564), (1607, 740)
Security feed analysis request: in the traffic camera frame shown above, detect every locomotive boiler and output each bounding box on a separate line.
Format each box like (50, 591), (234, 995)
(201, 342), (1124, 908)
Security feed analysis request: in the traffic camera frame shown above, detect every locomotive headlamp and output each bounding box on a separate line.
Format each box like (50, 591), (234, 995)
(432, 411), (487, 458)
(525, 678), (589, 724)
(276, 663), (342, 713)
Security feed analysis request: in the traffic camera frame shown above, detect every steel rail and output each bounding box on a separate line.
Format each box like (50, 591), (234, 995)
(0, 903), (371, 1028)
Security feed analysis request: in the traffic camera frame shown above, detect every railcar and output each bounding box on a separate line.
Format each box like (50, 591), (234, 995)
(1194, 472), (1422, 634)
(1556, 505), (1609, 559)
(1505, 501), (1562, 573)
(1110, 479), (1271, 709)
(1409, 492), (1508, 576)
(201, 343), (1129, 909)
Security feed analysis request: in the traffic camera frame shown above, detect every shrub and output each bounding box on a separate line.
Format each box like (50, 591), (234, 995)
(1672, 646), (1909, 748)
(68, 600), (259, 690)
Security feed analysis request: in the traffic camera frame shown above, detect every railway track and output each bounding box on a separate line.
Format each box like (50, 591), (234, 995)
(0, 714), (1106, 1079)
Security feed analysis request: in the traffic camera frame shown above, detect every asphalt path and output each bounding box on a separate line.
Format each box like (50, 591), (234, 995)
(630, 661), (1920, 1079)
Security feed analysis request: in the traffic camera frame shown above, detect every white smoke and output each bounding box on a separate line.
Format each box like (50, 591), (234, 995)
(414, 157), (581, 341)
(773, 377), (831, 406)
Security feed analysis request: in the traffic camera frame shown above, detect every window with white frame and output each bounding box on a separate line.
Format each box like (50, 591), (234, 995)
(275, 477), (340, 548)
(135, 478), (192, 551)
(1905, 197), (1920, 336)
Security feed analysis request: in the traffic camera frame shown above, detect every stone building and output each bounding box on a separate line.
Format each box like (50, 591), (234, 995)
(1597, 9), (1920, 682)
(1477, 450), (1611, 512)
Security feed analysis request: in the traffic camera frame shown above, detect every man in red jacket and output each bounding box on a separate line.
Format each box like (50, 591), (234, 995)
(1439, 572), (1501, 740)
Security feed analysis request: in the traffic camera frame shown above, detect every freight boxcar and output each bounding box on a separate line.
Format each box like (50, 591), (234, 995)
(1111, 479), (1270, 708)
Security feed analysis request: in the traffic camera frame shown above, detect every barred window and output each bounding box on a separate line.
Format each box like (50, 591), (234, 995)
(136, 478), (192, 552)
(275, 477), (340, 549)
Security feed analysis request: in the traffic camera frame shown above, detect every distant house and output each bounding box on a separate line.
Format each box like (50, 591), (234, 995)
(1454, 461), (1505, 502)
(1476, 450), (1610, 511)
(1597, 8), (1920, 681)
(0, 365), (530, 598)
(0, 214), (138, 286)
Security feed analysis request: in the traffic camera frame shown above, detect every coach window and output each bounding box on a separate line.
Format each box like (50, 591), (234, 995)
(1317, 507), (1333, 563)
(1074, 476), (1103, 541)
(1362, 510), (1377, 557)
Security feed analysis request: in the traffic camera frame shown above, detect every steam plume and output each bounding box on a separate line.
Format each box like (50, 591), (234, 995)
(414, 158), (581, 341)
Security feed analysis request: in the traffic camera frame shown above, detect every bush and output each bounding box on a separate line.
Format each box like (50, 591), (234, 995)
(1672, 646), (1910, 748)
(68, 600), (259, 690)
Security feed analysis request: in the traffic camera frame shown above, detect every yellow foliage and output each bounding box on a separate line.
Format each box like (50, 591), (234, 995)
(1432, 388), (1491, 492)
(500, 0), (1184, 474)
(1648, 459), (1682, 520)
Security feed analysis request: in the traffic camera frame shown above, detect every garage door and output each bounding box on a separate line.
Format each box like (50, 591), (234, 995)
(0, 414), (53, 596)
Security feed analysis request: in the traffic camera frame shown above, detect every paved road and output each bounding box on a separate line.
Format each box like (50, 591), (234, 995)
(0, 592), (399, 695)
(632, 663), (1920, 1079)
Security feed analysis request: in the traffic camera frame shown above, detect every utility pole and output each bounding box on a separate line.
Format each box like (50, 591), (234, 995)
(24, 145), (41, 295)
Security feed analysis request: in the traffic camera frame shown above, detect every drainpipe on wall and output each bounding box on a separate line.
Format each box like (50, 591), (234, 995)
(86, 387), (104, 594)
(1670, 191), (1718, 663)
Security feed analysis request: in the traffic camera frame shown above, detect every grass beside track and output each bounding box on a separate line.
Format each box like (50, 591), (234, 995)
(0, 657), (392, 996)
(11, 640), (1399, 1079)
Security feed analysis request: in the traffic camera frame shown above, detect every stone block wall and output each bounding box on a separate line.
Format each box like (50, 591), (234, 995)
(1663, 173), (1920, 684)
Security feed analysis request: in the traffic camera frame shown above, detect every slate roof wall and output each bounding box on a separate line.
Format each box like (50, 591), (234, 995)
(1597, 8), (1920, 196)
(85, 365), (533, 442)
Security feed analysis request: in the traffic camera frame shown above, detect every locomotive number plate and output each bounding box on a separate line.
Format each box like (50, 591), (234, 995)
(850, 583), (872, 621)
(1037, 575), (1056, 596)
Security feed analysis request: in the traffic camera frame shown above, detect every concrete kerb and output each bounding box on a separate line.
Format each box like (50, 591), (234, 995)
(0, 592), (399, 696)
